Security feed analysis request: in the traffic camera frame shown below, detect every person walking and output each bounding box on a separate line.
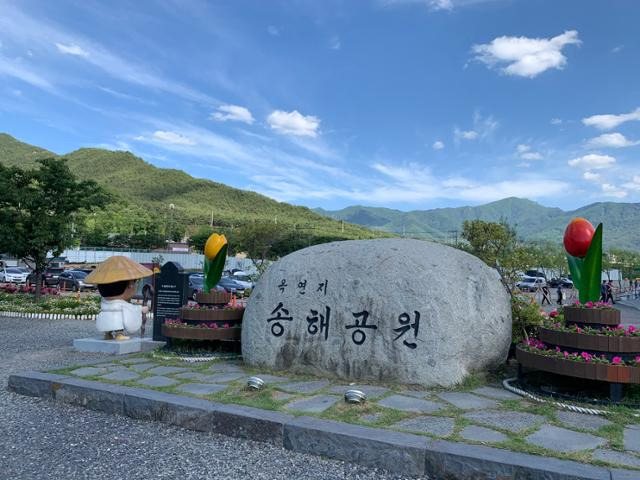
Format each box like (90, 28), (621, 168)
(606, 280), (615, 304)
(600, 280), (607, 302)
(541, 285), (551, 305)
(556, 284), (563, 306)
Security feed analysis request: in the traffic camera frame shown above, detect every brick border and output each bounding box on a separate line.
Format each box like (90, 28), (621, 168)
(7, 371), (630, 479)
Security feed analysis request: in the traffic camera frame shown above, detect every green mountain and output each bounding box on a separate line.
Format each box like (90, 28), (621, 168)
(316, 198), (640, 251)
(0, 133), (379, 240)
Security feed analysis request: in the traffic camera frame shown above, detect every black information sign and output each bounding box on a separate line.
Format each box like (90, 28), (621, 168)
(152, 261), (187, 341)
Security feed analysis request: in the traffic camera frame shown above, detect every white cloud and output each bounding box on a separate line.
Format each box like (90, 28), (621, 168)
(267, 25), (279, 36)
(379, 0), (498, 11)
(0, 55), (53, 90)
(267, 110), (320, 137)
(432, 140), (445, 150)
(601, 183), (627, 198)
(55, 42), (89, 57)
(151, 130), (196, 145)
(516, 144), (542, 160)
(586, 132), (639, 149)
(550, 118), (562, 125)
(330, 35), (341, 50)
(517, 162), (531, 168)
(456, 129), (478, 140)
(582, 108), (640, 130)
(471, 30), (581, 78)
(583, 171), (601, 181)
(521, 152), (542, 160)
(211, 104), (254, 124)
(568, 154), (616, 169)
(622, 175), (640, 191)
(611, 45), (624, 54)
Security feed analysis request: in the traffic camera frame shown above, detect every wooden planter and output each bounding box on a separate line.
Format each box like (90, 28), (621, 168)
(195, 291), (231, 305)
(516, 345), (640, 384)
(563, 306), (620, 326)
(538, 327), (640, 353)
(180, 307), (244, 322)
(161, 324), (241, 341)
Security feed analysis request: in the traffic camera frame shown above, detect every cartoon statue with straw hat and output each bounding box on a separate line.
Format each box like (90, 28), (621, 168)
(85, 256), (153, 340)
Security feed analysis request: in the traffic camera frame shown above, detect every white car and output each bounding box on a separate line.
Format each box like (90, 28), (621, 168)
(229, 271), (254, 289)
(0, 267), (29, 284)
(516, 277), (546, 292)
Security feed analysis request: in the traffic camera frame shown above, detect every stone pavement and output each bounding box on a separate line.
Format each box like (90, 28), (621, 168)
(43, 354), (640, 473)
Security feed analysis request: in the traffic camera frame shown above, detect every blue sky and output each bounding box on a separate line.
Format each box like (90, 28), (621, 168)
(1, 0), (639, 211)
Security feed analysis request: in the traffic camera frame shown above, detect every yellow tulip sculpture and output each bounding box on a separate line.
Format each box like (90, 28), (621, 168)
(203, 233), (228, 293)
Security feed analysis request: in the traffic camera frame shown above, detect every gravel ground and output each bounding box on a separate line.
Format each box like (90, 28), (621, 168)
(0, 317), (420, 480)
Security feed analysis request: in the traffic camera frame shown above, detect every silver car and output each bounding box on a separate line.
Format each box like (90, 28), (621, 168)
(0, 267), (29, 283)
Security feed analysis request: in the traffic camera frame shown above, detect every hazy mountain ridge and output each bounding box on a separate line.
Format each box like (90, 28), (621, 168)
(316, 199), (640, 250)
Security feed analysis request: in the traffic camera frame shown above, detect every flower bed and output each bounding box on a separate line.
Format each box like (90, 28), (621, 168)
(539, 325), (640, 353)
(161, 323), (241, 341)
(194, 291), (231, 305)
(563, 303), (620, 326)
(180, 307), (244, 321)
(0, 292), (101, 318)
(516, 345), (640, 383)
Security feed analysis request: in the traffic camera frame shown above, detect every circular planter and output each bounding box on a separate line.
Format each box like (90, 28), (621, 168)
(161, 324), (241, 341)
(195, 291), (231, 305)
(516, 345), (640, 384)
(539, 327), (640, 354)
(180, 307), (244, 322)
(563, 306), (620, 326)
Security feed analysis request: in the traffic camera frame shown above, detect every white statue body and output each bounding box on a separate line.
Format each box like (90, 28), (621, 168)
(96, 299), (142, 335)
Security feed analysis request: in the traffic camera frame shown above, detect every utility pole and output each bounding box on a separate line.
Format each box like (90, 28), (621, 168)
(210, 210), (214, 227)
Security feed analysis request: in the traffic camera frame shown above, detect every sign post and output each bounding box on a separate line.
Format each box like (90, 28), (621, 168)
(152, 262), (187, 341)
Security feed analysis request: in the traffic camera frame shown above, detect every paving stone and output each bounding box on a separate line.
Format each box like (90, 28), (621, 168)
(390, 416), (455, 437)
(146, 366), (191, 375)
(69, 367), (107, 377)
(472, 386), (520, 401)
(398, 390), (432, 399)
(377, 394), (444, 413)
(137, 376), (179, 387)
(284, 395), (340, 413)
(556, 411), (613, 432)
(592, 449), (640, 468)
(120, 357), (154, 364)
(624, 425), (640, 452)
(208, 362), (245, 373)
(174, 371), (207, 380)
(200, 372), (247, 383)
(525, 425), (607, 453)
(328, 384), (390, 400)
(360, 413), (382, 423)
(91, 362), (119, 368)
(463, 410), (545, 433)
(176, 383), (227, 395)
(273, 391), (296, 401)
(99, 370), (140, 381)
(103, 365), (130, 372)
(460, 425), (508, 443)
(251, 374), (290, 384)
(278, 380), (330, 394)
(129, 362), (158, 372)
(436, 392), (498, 410)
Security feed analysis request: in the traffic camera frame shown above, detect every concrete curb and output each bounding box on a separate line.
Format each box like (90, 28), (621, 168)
(7, 371), (632, 479)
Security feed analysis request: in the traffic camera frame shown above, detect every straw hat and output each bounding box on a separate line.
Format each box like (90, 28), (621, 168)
(85, 256), (153, 285)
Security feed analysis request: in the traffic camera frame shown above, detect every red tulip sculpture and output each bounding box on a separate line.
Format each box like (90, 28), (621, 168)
(563, 218), (603, 304)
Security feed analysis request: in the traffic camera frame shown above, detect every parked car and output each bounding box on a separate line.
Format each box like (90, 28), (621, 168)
(217, 276), (245, 295)
(525, 269), (547, 280)
(57, 270), (96, 292)
(548, 277), (573, 288)
(0, 267), (29, 283)
(229, 271), (254, 289)
(27, 267), (64, 287)
(516, 277), (546, 292)
(187, 273), (224, 300)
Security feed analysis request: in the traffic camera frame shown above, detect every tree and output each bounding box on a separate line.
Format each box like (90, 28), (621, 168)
(233, 222), (290, 274)
(0, 158), (109, 301)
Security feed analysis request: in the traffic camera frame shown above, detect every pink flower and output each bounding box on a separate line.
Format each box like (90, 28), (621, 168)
(635, 356), (640, 364)
(612, 356), (622, 365)
(581, 352), (592, 362)
(555, 346), (561, 352)
(628, 325), (636, 334)
(585, 301), (594, 308)
(563, 351), (569, 358)
(549, 310), (558, 318)
(576, 327), (582, 333)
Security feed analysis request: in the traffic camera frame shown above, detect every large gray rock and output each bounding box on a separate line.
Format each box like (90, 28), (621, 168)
(242, 238), (511, 387)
